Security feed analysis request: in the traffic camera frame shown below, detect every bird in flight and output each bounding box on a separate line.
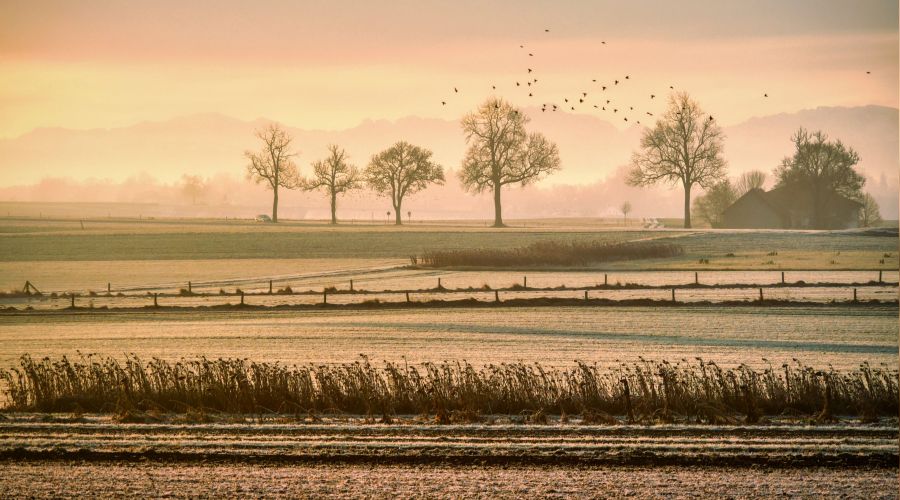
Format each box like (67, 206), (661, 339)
(625, 75), (630, 80)
(582, 92), (588, 97)
(764, 93), (768, 97)
(669, 85), (674, 89)
(614, 80), (619, 85)
(454, 87), (458, 93)
(528, 68), (533, 73)
(528, 53), (534, 56)
(650, 94), (655, 99)
(545, 29), (550, 32)
(602, 86), (607, 91)
(866, 71), (871, 74)
(601, 41), (606, 45)
(441, 101), (446, 105)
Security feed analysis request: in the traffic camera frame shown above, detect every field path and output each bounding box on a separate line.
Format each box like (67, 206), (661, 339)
(1, 417), (896, 468)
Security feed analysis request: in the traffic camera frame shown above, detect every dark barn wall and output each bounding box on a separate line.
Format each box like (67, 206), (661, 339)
(722, 195), (784, 229)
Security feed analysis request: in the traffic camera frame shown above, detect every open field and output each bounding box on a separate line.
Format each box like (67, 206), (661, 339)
(2, 461), (896, 498)
(0, 217), (895, 269)
(0, 306), (895, 370)
(1, 217), (897, 497)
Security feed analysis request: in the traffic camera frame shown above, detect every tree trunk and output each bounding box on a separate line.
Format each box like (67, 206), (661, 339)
(272, 185), (279, 223)
(682, 183), (691, 229)
(394, 203), (402, 225)
(492, 182), (504, 227)
(330, 192), (337, 224)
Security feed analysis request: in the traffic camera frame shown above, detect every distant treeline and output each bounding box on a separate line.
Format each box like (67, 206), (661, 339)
(3, 355), (895, 421)
(420, 240), (683, 268)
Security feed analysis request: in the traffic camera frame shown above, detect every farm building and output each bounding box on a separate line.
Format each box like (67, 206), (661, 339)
(721, 184), (862, 230)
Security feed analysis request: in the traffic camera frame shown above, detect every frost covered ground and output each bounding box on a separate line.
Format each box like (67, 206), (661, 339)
(0, 462), (896, 498)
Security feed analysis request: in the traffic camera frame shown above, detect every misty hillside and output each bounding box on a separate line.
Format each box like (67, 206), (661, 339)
(0, 106), (896, 219)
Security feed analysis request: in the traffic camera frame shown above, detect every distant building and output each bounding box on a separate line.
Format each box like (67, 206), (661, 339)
(721, 185), (861, 230)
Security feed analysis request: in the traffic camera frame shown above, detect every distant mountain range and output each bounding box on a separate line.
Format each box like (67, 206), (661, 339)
(0, 105), (896, 219)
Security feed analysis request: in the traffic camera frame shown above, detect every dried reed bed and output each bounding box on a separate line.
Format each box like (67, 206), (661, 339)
(420, 240), (684, 268)
(2, 355), (896, 421)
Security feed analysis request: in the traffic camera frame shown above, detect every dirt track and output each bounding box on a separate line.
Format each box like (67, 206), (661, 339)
(1, 416), (896, 468)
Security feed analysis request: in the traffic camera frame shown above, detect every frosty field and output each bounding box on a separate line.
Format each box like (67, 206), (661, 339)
(1, 220), (897, 498)
(0, 305), (895, 370)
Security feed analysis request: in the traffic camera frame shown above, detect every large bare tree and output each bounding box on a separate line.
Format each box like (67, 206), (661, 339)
(459, 98), (561, 227)
(303, 145), (361, 224)
(365, 141), (444, 225)
(627, 92), (726, 228)
(245, 123), (300, 222)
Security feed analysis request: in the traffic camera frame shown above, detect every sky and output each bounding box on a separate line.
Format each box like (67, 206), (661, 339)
(1, 0), (897, 140)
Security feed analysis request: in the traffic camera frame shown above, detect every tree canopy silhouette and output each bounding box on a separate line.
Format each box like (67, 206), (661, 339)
(627, 92), (726, 228)
(459, 98), (560, 227)
(365, 141), (444, 225)
(245, 123), (300, 222)
(774, 128), (864, 228)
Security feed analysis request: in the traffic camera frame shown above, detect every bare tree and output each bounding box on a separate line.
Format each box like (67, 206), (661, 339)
(620, 201), (632, 226)
(858, 192), (882, 228)
(245, 123), (300, 222)
(459, 98), (561, 227)
(627, 92), (727, 228)
(180, 174), (207, 205)
(303, 145), (361, 224)
(734, 170), (767, 196)
(365, 141), (444, 225)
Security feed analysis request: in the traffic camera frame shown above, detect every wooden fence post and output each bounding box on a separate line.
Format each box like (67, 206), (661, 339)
(494, 290), (500, 303)
(107, 283), (111, 294)
(853, 288), (857, 302)
(269, 280), (273, 294)
(153, 293), (158, 307)
(759, 288), (763, 301)
(671, 289), (675, 302)
(694, 272), (698, 285)
(188, 281), (192, 293)
(350, 279), (354, 291)
(240, 291), (245, 305)
(584, 290), (588, 300)
(323, 291), (327, 304)
(406, 292), (410, 303)
(523, 275), (527, 288)
(604, 274), (608, 286)
(781, 272), (785, 284)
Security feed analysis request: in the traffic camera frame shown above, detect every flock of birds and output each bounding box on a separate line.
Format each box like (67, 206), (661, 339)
(441, 29), (874, 127)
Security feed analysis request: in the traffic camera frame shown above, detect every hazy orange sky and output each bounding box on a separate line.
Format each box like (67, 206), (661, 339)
(1, 0), (897, 139)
